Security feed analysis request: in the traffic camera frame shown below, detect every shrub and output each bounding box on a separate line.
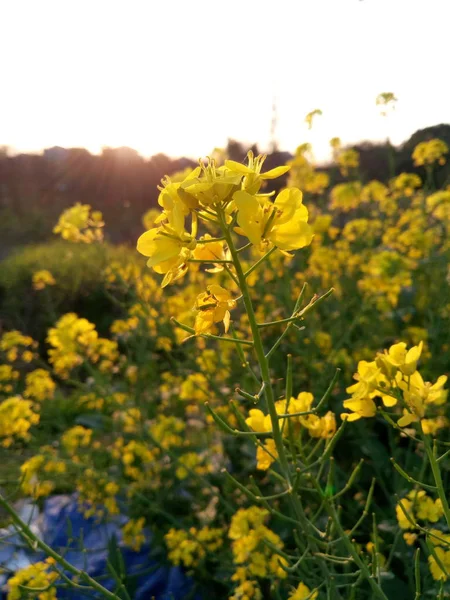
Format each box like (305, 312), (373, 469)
(0, 241), (140, 341)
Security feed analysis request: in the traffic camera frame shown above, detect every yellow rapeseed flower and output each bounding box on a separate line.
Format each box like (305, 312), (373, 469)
(234, 188), (313, 252)
(193, 284), (236, 335)
(53, 203), (104, 243)
(32, 270), (56, 290)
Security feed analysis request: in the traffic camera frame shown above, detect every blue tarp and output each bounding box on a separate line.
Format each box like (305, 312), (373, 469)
(0, 494), (201, 599)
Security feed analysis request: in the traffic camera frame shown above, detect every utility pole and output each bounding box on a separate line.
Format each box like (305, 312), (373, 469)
(269, 96), (279, 154)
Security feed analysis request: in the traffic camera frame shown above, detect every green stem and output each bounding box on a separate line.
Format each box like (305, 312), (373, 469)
(420, 425), (450, 530)
(219, 209), (292, 484)
(219, 209), (388, 599)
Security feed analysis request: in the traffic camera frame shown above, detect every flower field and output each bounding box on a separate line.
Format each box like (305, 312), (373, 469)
(1, 126), (450, 600)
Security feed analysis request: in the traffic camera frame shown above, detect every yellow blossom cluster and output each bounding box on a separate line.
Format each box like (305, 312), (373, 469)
(7, 558), (58, 600)
(61, 425), (93, 455)
(336, 148), (360, 177)
(136, 151), (313, 287)
(20, 454), (66, 499)
(289, 582), (318, 600)
(342, 340), (448, 428)
(165, 526), (224, 568)
(32, 269), (56, 290)
(287, 144), (330, 195)
(427, 531), (450, 581)
(76, 469), (120, 519)
(246, 393), (336, 470)
(0, 364), (19, 394)
(0, 330), (38, 363)
(121, 517), (146, 552)
(376, 92), (397, 115)
(396, 490), (444, 530)
(193, 284), (236, 335)
(330, 182), (363, 212)
(53, 203), (104, 243)
(0, 396), (40, 447)
(47, 313), (119, 377)
(175, 452), (212, 480)
(229, 507), (287, 600)
(390, 172), (422, 197)
(24, 369), (56, 401)
(412, 139), (448, 167)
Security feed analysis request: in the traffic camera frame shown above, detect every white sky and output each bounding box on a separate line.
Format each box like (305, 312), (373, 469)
(1, 0), (449, 162)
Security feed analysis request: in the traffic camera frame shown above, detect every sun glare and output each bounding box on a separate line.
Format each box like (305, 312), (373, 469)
(1, 0), (449, 160)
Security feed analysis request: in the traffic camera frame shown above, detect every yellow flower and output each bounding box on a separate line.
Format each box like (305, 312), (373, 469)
(422, 416), (448, 435)
(337, 149), (360, 177)
(165, 526), (223, 568)
(0, 364), (19, 394)
(0, 397), (40, 447)
(330, 182), (362, 212)
(122, 517), (146, 552)
(412, 138), (448, 167)
(225, 150), (290, 195)
(304, 411), (337, 439)
(7, 559), (58, 600)
(346, 360), (381, 399)
(429, 548), (450, 581)
(390, 173), (421, 197)
(234, 188), (313, 252)
(194, 284), (236, 335)
(246, 409), (272, 433)
(376, 92), (397, 116)
(396, 496), (414, 530)
(137, 223), (196, 288)
(192, 234), (226, 263)
(62, 425), (93, 455)
(416, 496), (443, 523)
(53, 203), (104, 243)
(304, 109), (322, 130)
(256, 439), (278, 470)
(180, 159), (241, 206)
(341, 396), (377, 421)
(403, 532), (418, 546)
(289, 582), (318, 600)
(24, 369), (56, 401)
(32, 270), (56, 290)
(397, 371), (448, 427)
(20, 455), (59, 499)
(384, 341), (423, 375)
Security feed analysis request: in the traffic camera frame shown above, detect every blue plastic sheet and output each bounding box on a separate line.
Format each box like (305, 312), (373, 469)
(0, 494), (201, 599)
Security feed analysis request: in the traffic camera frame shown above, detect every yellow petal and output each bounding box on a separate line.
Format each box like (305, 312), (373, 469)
(224, 160), (253, 174)
(194, 310), (215, 335)
(261, 165), (291, 179)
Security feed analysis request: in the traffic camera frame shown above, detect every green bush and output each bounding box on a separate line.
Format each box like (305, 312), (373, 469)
(0, 241), (141, 342)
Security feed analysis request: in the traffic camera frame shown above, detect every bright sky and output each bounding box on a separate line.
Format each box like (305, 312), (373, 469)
(1, 0), (449, 162)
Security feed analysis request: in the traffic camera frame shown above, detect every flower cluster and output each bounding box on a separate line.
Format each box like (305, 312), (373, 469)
(7, 559), (58, 600)
(122, 517), (146, 551)
(0, 396), (40, 447)
(137, 152), (312, 287)
(246, 393), (336, 470)
(47, 313), (119, 377)
(341, 341), (448, 429)
(53, 203), (104, 243)
(412, 138), (448, 167)
(229, 507), (287, 600)
(32, 269), (56, 290)
(165, 526), (224, 568)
